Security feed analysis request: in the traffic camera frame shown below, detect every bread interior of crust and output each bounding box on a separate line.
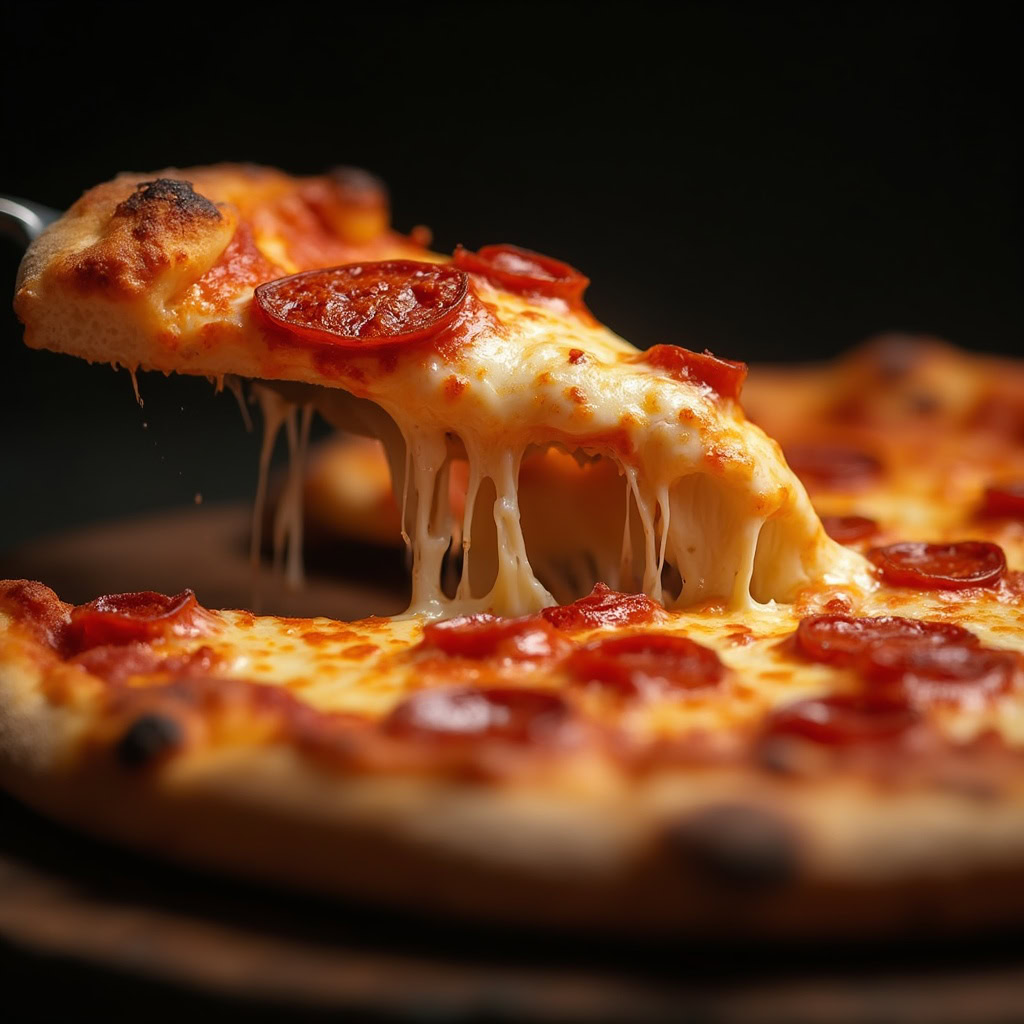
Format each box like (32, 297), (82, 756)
(251, 380), (865, 619)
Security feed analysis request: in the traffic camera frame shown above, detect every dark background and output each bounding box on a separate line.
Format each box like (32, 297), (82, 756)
(2, 3), (1020, 550)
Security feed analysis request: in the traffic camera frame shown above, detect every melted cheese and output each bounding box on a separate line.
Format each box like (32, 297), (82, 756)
(75, 579), (1021, 753)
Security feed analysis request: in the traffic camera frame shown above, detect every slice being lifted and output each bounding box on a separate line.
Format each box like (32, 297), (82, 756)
(15, 166), (866, 616)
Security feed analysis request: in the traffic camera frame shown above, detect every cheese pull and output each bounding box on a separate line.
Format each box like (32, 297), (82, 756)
(14, 166), (871, 618)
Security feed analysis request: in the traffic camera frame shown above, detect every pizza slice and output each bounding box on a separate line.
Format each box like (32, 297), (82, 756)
(14, 165), (867, 617)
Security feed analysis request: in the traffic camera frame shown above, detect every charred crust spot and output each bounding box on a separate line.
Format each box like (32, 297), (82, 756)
(115, 713), (184, 769)
(66, 178), (230, 294)
(665, 804), (800, 888)
(114, 179), (221, 223)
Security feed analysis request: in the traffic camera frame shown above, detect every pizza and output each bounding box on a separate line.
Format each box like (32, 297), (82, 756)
(5, 164), (1024, 936)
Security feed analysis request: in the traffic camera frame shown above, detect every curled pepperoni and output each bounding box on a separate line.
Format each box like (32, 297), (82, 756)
(254, 260), (468, 348)
(419, 614), (570, 663)
(820, 514), (879, 544)
(860, 642), (1019, 707)
(867, 541), (1007, 590)
(783, 444), (882, 489)
(639, 345), (747, 401)
(541, 583), (662, 631)
(795, 614), (977, 667)
(453, 244), (589, 306)
(981, 481), (1024, 519)
(384, 686), (572, 744)
(764, 694), (918, 746)
(567, 633), (724, 698)
(69, 590), (201, 650)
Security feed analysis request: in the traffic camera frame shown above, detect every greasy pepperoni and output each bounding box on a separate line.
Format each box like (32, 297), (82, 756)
(764, 694), (918, 746)
(254, 261), (468, 348)
(0, 580), (70, 652)
(867, 541), (1007, 590)
(783, 444), (882, 489)
(541, 583), (662, 631)
(453, 244), (589, 306)
(981, 481), (1024, 519)
(567, 633), (724, 698)
(795, 614), (977, 667)
(420, 614), (571, 663)
(860, 642), (1019, 707)
(820, 514), (879, 544)
(639, 345), (747, 401)
(68, 590), (202, 650)
(384, 686), (572, 744)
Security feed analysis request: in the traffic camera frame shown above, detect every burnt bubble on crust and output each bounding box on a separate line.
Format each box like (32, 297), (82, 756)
(664, 804), (800, 888)
(115, 713), (184, 769)
(114, 179), (222, 224)
(61, 177), (233, 295)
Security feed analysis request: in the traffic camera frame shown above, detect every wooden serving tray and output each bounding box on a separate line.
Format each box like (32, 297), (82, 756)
(3, 504), (1024, 1022)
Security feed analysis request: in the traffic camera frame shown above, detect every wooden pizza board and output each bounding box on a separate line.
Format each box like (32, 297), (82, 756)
(3, 503), (1024, 1022)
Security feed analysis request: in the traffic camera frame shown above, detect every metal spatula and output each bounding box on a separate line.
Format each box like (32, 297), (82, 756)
(0, 196), (60, 246)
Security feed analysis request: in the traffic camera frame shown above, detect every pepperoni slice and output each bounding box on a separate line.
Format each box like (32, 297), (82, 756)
(764, 694), (918, 746)
(981, 481), (1024, 519)
(820, 514), (879, 544)
(860, 642), (1019, 707)
(384, 686), (572, 744)
(795, 614), (977, 667)
(639, 345), (747, 401)
(541, 583), (662, 631)
(867, 541), (1007, 590)
(69, 590), (201, 650)
(420, 614), (570, 663)
(453, 244), (589, 305)
(254, 260), (468, 348)
(567, 633), (724, 698)
(783, 444), (882, 489)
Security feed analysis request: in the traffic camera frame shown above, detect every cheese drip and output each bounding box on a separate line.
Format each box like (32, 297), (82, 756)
(241, 287), (870, 619)
(301, 385), (867, 619)
(247, 384), (865, 619)
(250, 384), (313, 589)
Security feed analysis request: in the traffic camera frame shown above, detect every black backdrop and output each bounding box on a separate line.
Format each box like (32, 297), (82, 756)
(2, 3), (1020, 548)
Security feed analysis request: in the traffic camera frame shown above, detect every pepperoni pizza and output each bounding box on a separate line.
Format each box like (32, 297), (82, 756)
(4, 165), (1024, 934)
